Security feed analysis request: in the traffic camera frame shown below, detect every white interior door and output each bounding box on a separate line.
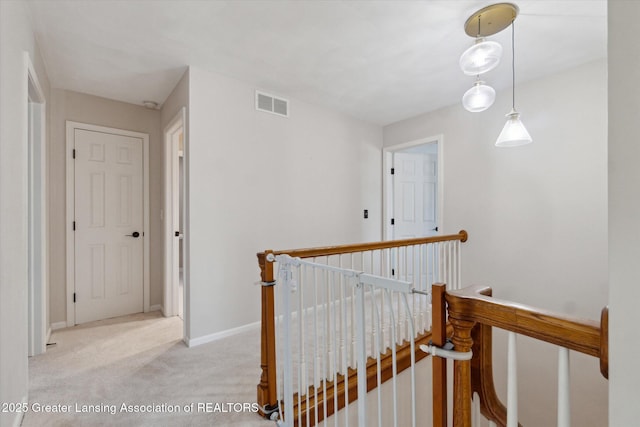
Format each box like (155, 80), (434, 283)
(393, 152), (438, 239)
(392, 151), (438, 282)
(74, 129), (144, 324)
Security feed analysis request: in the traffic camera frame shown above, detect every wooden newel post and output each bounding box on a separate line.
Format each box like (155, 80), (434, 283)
(257, 250), (278, 417)
(450, 316), (475, 427)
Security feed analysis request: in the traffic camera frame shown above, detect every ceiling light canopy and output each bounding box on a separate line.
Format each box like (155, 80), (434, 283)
(463, 3), (519, 37)
(462, 79), (496, 112)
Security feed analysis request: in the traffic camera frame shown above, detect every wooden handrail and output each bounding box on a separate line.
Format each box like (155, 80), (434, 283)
(256, 230), (468, 418)
(259, 230), (468, 260)
(446, 285), (602, 357)
(446, 285), (608, 427)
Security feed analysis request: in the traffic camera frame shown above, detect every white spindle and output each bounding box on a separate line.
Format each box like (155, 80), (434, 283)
(558, 347), (571, 427)
(282, 264), (294, 427)
(313, 267), (320, 427)
(457, 240), (462, 289)
(386, 289), (399, 427)
(331, 273), (338, 427)
(322, 269), (328, 424)
(298, 267), (306, 394)
(355, 281), (367, 427)
(372, 288), (383, 427)
(401, 292), (417, 427)
(341, 276), (349, 425)
(472, 392), (480, 427)
(507, 331), (518, 427)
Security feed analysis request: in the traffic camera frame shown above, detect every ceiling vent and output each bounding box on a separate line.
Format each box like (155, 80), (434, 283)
(256, 91), (289, 117)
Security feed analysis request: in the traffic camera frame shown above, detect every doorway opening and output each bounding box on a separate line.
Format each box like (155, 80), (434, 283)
(163, 108), (187, 340)
(383, 135), (444, 241)
(26, 53), (48, 356)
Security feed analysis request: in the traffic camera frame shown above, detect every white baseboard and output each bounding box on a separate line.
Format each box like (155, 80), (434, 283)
(12, 395), (27, 427)
(51, 321), (68, 331)
(186, 321), (260, 348)
(149, 304), (163, 313)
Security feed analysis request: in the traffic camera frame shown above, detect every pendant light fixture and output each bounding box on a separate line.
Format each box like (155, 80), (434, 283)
(460, 3), (517, 114)
(495, 19), (532, 147)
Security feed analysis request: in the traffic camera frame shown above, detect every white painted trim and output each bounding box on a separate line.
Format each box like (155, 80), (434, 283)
(65, 121), (151, 326)
(51, 321), (67, 331)
(382, 134), (445, 240)
(163, 108), (185, 319)
(12, 395), (28, 427)
(149, 304), (163, 312)
(185, 321), (260, 348)
(25, 52), (48, 356)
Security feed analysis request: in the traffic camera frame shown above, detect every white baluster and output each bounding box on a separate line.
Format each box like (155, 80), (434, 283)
(507, 332), (518, 427)
(355, 281), (367, 427)
(472, 392), (480, 427)
(558, 347), (571, 427)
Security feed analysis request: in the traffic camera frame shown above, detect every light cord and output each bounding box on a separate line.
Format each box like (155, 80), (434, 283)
(511, 21), (516, 110)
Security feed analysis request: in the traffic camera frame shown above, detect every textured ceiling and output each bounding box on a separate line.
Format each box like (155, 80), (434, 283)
(25, 0), (607, 125)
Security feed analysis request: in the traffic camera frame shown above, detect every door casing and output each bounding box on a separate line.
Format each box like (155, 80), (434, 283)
(163, 108), (186, 321)
(65, 121), (150, 327)
(26, 52), (48, 356)
(383, 135), (444, 241)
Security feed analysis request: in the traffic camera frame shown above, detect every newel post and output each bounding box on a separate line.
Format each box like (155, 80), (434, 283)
(450, 315), (475, 427)
(257, 250), (278, 417)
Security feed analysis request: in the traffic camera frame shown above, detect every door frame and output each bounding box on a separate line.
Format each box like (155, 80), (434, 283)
(382, 134), (444, 241)
(163, 108), (186, 320)
(25, 52), (48, 355)
(65, 121), (150, 327)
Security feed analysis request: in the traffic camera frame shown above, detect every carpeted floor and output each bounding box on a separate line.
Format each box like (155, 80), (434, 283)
(24, 312), (276, 426)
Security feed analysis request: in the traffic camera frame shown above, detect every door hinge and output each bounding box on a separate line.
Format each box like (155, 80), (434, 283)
(73, 221), (76, 231)
(73, 292), (76, 303)
(72, 149), (76, 159)
(391, 218), (395, 225)
(391, 167), (395, 175)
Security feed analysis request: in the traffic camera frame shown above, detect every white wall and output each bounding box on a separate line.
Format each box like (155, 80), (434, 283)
(608, 1), (640, 425)
(0, 2), (51, 426)
(48, 90), (163, 324)
(187, 67), (382, 340)
(384, 60), (608, 426)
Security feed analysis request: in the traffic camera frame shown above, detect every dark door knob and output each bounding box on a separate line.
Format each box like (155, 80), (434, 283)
(126, 231), (140, 238)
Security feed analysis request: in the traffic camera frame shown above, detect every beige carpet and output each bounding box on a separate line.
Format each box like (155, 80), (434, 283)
(24, 312), (275, 426)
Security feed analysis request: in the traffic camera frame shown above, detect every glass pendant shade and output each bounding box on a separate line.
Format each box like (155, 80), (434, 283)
(495, 110), (532, 147)
(459, 39), (502, 76)
(462, 80), (496, 112)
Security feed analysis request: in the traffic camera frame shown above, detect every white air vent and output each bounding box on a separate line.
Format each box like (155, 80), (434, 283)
(256, 91), (289, 117)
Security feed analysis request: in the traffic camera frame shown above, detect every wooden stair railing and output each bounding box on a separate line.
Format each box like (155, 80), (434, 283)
(256, 230), (468, 419)
(446, 285), (609, 427)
